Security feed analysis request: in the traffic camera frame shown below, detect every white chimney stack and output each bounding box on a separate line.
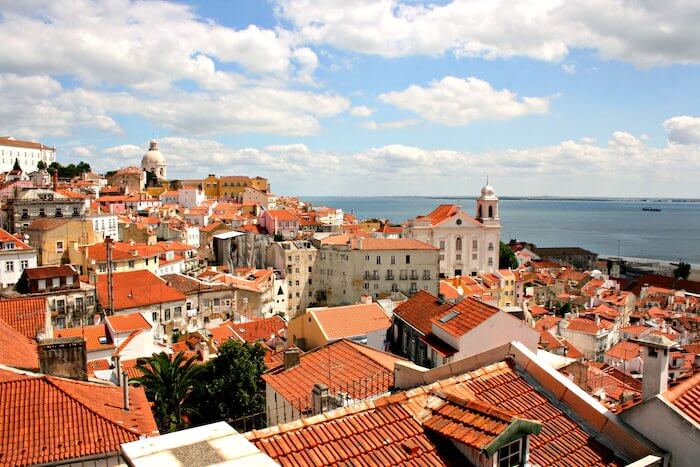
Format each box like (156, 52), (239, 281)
(639, 340), (671, 400)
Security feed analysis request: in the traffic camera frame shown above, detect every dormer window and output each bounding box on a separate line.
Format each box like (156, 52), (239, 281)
(3, 242), (14, 250)
(498, 438), (523, 467)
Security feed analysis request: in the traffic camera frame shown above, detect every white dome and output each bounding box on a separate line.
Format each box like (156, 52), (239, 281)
(480, 185), (495, 197)
(141, 140), (166, 166)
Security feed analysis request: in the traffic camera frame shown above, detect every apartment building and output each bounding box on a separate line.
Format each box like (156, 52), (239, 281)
(266, 240), (317, 317)
(313, 235), (439, 306)
(8, 188), (87, 232)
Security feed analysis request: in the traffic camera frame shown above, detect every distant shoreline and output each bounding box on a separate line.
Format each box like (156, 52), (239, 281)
(301, 195), (700, 203)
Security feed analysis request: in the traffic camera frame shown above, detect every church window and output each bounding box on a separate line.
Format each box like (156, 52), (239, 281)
(456, 237), (462, 250)
(488, 205), (493, 218)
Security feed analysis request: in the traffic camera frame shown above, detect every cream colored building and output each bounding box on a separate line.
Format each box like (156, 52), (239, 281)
(406, 184), (501, 277)
(313, 235), (439, 306)
(141, 139), (167, 181)
(266, 240), (317, 317)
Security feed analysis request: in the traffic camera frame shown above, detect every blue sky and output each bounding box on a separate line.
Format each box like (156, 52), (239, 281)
(1, 0), (699, 197)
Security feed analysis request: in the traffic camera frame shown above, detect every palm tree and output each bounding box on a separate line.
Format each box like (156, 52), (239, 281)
(133, 351), (205, 433)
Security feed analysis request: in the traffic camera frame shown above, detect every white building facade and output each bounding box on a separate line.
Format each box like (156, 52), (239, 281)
(0, 136), (56, 172)
(406, 184), (501, 277)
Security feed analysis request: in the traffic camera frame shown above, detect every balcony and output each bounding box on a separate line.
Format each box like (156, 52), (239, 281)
(385, 272), (394, 280)
(399, 272), (408, 280)
(410, 272), (419, 280)
(422, 272), (432, 280)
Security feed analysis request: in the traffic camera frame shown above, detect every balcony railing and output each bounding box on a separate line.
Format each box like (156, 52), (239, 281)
(410, 272), (419, 280)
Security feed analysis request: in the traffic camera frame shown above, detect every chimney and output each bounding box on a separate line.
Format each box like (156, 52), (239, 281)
(198, 341), (209, 361)
(311, 383), (329, 415)
(283, 347), (301, 369)
(122, 371), (130, 410)
(360, 294), (372, 304)
(44, 303), (54, 340)
(38, 337), (88, 381)
(639, 340), (671, 400)
(595, 314), (601, 326)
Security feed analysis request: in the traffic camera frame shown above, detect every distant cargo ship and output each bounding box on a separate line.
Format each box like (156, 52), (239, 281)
(642, 207), (662, 212)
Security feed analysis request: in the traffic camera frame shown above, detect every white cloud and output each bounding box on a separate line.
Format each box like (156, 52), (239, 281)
(276, 0), (700, 67)
(363, 119), (420, 130)
(292, 47), (319, 84)
(95, 121), (700, 197)
(663, 116), (700, 145)
(378, 77), (550, 126)
(561, 63), (576, 75)
(349, 106), (376, 117)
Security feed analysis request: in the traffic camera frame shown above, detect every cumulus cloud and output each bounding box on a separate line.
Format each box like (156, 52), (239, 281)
(363, 119), (421, 130)
(276, 0), (700, 67)
(349, 106), (376, 117)
(663, 116), (700, 145)
(378, 77), (550, 126)
(95, 121), (700, 197)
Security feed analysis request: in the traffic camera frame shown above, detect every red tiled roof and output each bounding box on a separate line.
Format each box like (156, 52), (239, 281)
(605, 341), (642, 361)
(265, 209), (300, 222)
(262, 340), (403, 413)
(231, 316), (287, 343)
(431, 297), (499, 338)
(414, 204), (482, 228)
(0, 228), (32, 250)
(0, 318), (39, 370)
(393, 290), (452, 335)
(0, 369), (158, 466)
(54, 324), (114, 352)
(250, 402), (445, 466)
(0, 297), (46, 339)
(0, 136), (54, 150)
(86, 359), (110, 378)
(23, 265), (77, 280)
(663, 373), (700, 423)
(311, 303), (391, 339)
(566, 317), (613, 335)
(96, 270), (186, 311)
(106, 313), (151, 334)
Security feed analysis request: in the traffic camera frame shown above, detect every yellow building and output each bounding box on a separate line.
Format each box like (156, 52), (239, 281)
(25, 218), (96, 266)
(199, 174), (270, 199)
(202, 174), (219, 198)
(73, 241), (159, 275)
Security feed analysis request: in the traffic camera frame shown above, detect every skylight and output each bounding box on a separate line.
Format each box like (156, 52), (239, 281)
(439, 311), (460, 323)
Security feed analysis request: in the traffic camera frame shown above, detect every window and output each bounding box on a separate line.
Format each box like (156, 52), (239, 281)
(488, 205), (494, 218)
(390, 255), (396, 265)
(456, 237), (462, 251)
(497, 439), (523, 467)
(19, 259), (28, 270)
(152, 311), (158, 322)
(439, 240), (445, 251)
(66, 275), (73, 285)
(3, 242), (14, 250)
(5, 261), (13, 272)
(488, 257), (494, 266)
(56, 241), (64, 253)
(174, 307), (182, 318)
(39, 208), (45, 217)
(164, 309), (171, 321)
(472, 240), (478, 250)
(488, 242), (494, 251)
(405, 255), (411, 264)
(363, 283), (369, 290)
(128, 260), (135, 269)
(376, 256), (381, 265)
(472, 254), (477, 260)
(55, 208), (62, 217)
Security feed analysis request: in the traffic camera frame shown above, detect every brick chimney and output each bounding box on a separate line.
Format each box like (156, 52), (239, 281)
(311, 383), (330, 415)
(360, 294), (372, 304)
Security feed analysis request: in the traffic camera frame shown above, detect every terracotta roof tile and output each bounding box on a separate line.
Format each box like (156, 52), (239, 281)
(250, 403), (445, 466)
(393, 290), (452, 335)
(54, 324), (114, 352)
(431, 297), (499, 338)
(0, 318), (39, 370)
(96, 270), (186, 311)
(663, 370), (700, 424)
(262, 340), (404, 413)
(106, 313), (151, 334)
(310, 303), (391, 340)
(605, 341), (642, 361)
(0, 297), (46, 339)
(0, 369), (158, 466)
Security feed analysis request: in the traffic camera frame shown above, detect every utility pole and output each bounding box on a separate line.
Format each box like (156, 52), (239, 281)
(105, 236), (114, 316)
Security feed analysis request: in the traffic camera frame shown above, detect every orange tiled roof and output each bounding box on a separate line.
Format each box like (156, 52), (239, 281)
(0, 297), (46, 339)
(251, 402), (445, 466)
(0, 369), (158, 466)
(262, 340), (403, 413)
(431, 297), (499, 338)
(414, 204), (482, 228)
(0, 318), (39, 370)
(311, 303), (391, 339)
(534, 315), (561, 331)
(393, 290), (452, 335)
(249, 359), (625, 466)
(106, 313), (151, 334)
(265, 209), (300, 222)
(233, 316), (287, 343)
(605, 341), (642, 361)
(54, 324), (114, 352)
(96, 270), (186, 311)
(0, 228), (32, 250)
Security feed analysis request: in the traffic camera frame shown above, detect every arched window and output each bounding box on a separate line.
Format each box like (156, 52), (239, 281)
(456, 237), (462, 251)
(160, 167), (165, 176)
(477, 205), (482, 218)
(488, 205), (493, 218)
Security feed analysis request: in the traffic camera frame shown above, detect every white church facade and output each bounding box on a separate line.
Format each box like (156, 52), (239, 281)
(406, 183), (501, 277)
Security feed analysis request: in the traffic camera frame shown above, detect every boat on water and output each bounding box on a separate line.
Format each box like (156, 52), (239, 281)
(642, 207), (662, 212)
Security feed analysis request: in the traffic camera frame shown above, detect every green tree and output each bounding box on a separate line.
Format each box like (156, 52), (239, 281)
(12, 158), (21, 171)
(674, 261), (691, 280)
(133, 351), (205, 433)
(556, 302), (571, 317)
(195, 340), (267, 429)
(37, 161), (47, 170)
(499, 242), (518, 269)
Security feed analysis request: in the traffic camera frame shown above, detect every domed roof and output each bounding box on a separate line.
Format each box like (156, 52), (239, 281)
(480, 185), (495, 197)
(141, 139), (165, 166)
